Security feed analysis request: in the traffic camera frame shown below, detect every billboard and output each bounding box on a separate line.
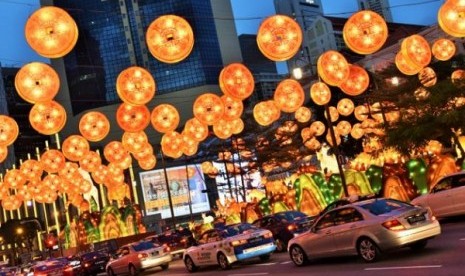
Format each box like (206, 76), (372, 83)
(139, 164), (210, 219)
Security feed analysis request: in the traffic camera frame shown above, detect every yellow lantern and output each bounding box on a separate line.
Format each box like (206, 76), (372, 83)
(339, 64), (370, 96)
(432, 38), (456, 61)
(104, 141), (129, 164)
(183, 117), (209, 142)
(150, 104), (180, 133)
(29, 100), (67, 135)
(219, 63), (255, 100)
(253, 100), (280, 126)
(116, 103), (150, 132)
(336, 120), (352, 136)
(79, 150), (101, 173)
(132, 142), (153, 161)
(4, 169), (27, 190)
(395, 51), (422, 75)
(294, 106), (312, 123)
(138, 154), (157, 170)
(161, 131), (184, 159)
(438, 0), (465, 37)
(213, 119), (234, 140)
(337, 98), (355, 116)
(41, 149), (66, 173)
(116, 66), (156, 105)
(0, 115), (19, 146)
(24, 6), (78, 58)
(354, 105), (369, 121)
(0, 146), (7, 163)
(20, 159), (43, 181)
(193, 93), (224, 125)
(401, 34), (431, 68)
(317, 50), (350, 86)
(122, 131), (148, 153)
(351, 123), (365, 139)
(418, 67), (437, 87)
(273, 79), (305, 113)
(146, 15), (194, 63)
(310, 121), (326, 136)
(256, 15), (302, 61)
(310, 82), (331, 106)
(15, 62), (60, 103)
(221, 95), (243, 120)
(343, 10), (388, 55)
(62, 135), (90, 162)
(79, 111), (110, 142)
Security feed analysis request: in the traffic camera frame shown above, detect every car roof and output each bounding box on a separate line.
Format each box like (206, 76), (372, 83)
(436, 171), (465, 182)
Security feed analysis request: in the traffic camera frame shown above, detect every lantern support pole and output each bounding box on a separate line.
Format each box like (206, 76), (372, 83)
(129, 164), (138, 205)
(62, 193), (70, 226)
(53, 202), (60, 238)
(183, 160), (193, 221)
(95, 150), (107, 209)
(160, 151), (176, 230)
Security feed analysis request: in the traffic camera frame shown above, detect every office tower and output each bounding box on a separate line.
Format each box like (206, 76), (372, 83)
(358, 0), (393, 22)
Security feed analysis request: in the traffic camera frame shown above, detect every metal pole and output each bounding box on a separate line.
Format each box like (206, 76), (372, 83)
(184, 161), (193, 221)
(160, 151), (176, 230)
(129, 164), (139, 204)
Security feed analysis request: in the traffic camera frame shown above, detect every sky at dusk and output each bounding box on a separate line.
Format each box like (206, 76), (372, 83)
(0, 0), (443, 68)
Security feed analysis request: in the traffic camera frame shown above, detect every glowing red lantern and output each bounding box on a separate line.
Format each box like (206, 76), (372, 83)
(116, 103), (150, 132)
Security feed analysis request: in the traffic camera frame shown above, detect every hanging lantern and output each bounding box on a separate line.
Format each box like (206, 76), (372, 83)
(41, 149), (66, 173)
(20, 159), (43, 181)
(253, 100), (280, 126)
(42, 187), (58, 204)
(339, 64), (370, 96)
(193, 93), (224, 125)
(230, 118), (244, 134)
(294, 106), (311, 123)
(114, 154), (132, 170)
(317, 50), (350, 86)
(150, 104), (180, 133)
(161, 131), (184, 159)
(122, 131), (148, 153)
(452, 69), (465, 87)
(91, 164), (108, 184)
(183, 117), (209, 142)
(438, 0), (465, 37)
(58, 162), (81, 182)
(221, 95), (243, 120)
(79, 150), (101, 172)
(2, 194), (23, 211)
(17, 184), (33, 202)
(219, 63), (255, 100)
(304, 137), (321, 151)
(181, 133), (199, 156)
(354, 105), (369, 121)
(310, 121), (326, 136)
(106, 163), (125, 186)
(414, 87), (431, 101)
(401, 34), (431, 68)
(132, 142), (153, 161)
(78, 178), (93, 194)
(0, 115), (19, 146)
(395, 51), (422, 76)
(370, 102), (384, 123)
(29, 100), (67, 135)
(256, 15), (302, 61)
(336, 120), (352, 136)
(432, 38), (456, 61)
(15, 62), (60, 103)
(343, 10), (388, 55)
(0, 146), (7, 163)
(116, 103), (150, 132)
(310, 81), (331, 106)
(351, 123), (365, 139)
(138, 154), (157, 170)
(301, 127), (313, 142)
(146, 14), (194, 63)
(24, 6), (78, 58)
(418, 67), (437, 87)
(104, 141), (129, 164)
(213, 119), (234, 140)
(337, 98), (355, 116)
(79, 111), (110, 142)
(326, 128), (341, 146)
(62, 135), (90, 162)
(273, 79), (305, 113)
(4, 169), (27, 190)
(325, 106), (339, 122)
(116, 66), (156, 105)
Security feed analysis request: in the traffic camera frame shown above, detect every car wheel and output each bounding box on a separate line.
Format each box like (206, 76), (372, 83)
(184, 256), (198, 273)
(410, 239), (428, 251)
(217, 252), (231, 270)
(275, 238), (285, 252)
(106, 267), (115, 276)
(358, 238), (381, 262)
(128, 264), (137, 276)
(289, 245), (308, 266)
(160, 263), (169, 270)
(259, 254), (271, 261)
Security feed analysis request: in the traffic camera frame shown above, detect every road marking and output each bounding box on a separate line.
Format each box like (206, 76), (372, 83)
(228, 273), (269, 276)
(460, 238), (465, 241)
(252, 262), (277, 266)
(365, 265), (442, 271)
(280, 261), (293, 264)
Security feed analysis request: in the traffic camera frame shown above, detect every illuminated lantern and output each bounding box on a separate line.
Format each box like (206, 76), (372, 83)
(337, 98), (355, 116)
(146, 15), (194, 63)
(2, 194), (22, 211)
(301, 127), (313, 142)
(62, 135), (90, 162)
(418, 67), (437, 87)
(230, 118), (244, 134)
(181, 133), (199, 156)
(317, 50), (350, 86)
(161, 131), (183, 159)
(451, 69), (465, 87)
(29, 100), (67, 135)
(138, 154), (157, 170)
(122, 131), (148, 153)
(395, 51), (422, 75)
(336, 120), (352, 136)
(42, 187), (58, 204)
(339, 64), (370, 96)
(106, 163), (125, 185)
(116, 103), (150, 132)
(20, 159), (43, 181)
(0, 115), (19, 146)
(150, 104), (180, 133)
(58, 162), (81, 182)
(326, 128), (341, 146)
(17, 184), (33, 201)
(304, 137), (321, 151)
(79, 111), (110, 142)
(351, 123), (364, 139)
(24, 6), (78, 58)
(0, 146), (7, 163)
(310, 82), (331, 106)
(91, 164), (108, 184)
(219, 63), (255, 100)
(41, 174), (63, 193)
(193, 93), (224, 125)
(325, 106), (339, 123)
(253, 100), (280, 126)
(4, 169), (27, 189)
(438, 0), (465, 37)
(15, 62), (60, 103)
(432, 38), (456, 61)
(41, 149), (66, 173)
(370, 102), (384, 122)
(201, 161), (213, 173)
(183, 118), (209, 142)
(79, 200), (90, 212)
(294, 106), (311, 123)
(414, 87), (431, 101)
(221, 95), (243, 120)
(116, 66), (156, 105)
(310, 121), (326, 136)
(78, 178), (92, 194)
(132, 142), (153, 161)
(256, 15), (302, 61)
(79, 150), (101, 172)
(114, 154), (132, 170)
(273, 79), (305, 113)
(401, 34), (431, 68)
(343, 10), (388, 55)
(104, 141), (128, 164)
(354, 105), (369, 121)
(213, 119), (234, 140)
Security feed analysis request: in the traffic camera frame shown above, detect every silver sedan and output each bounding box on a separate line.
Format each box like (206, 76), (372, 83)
(288, 198), (441, 265)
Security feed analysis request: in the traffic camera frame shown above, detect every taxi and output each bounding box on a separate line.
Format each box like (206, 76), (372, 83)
(183, 223), (276, 272)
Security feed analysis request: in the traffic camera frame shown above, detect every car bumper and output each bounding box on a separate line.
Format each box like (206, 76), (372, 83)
(377, 220), (441, 250)
(232, 242), (276, 262)
(140, 254), (172, 269)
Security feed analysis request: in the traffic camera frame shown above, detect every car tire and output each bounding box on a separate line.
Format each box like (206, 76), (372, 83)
(128, 264), (137, 276)
(217, 252), (231, 270)
(106, 267), (115, 276)
(289, 245), (308, 266)
(358, 238), (381, 263)
(259, 254), (271, 261)
(160, 263), (169, 270)
(275, 238), (285, 252)
(184, 256), (198, 273)
(410, 239), (428, 251)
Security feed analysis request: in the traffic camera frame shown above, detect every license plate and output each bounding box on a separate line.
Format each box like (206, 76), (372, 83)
(248, 237), (262, 243)
(408, 214), (426, 224)
(243, 243), (273, 254)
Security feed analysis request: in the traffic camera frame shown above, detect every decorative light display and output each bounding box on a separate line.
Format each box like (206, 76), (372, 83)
(273, 79), (305, 113)
(19, 159), (43, 181)
(104, 141), (129, 164)
(29, 100), (67, 135)
(451, 69), (465, 87)
(401, 34), (431, 68)
(161, 131), (183, 159)
(15, 62), (60, 103)
(79, 150), (101, 172)
(418, 67), (437, 87)
(116, 66), (156, 105)
(62, 135), (90, 162)
(132, 142), (153, 161)
(350, 123), (364, 139)
(337, 98), (355, 116)
(325, 106), (339, 122)
(294, 106), (312, 123)
(339, 64), (370, 96)
(213, 118), (234, 140)
(116, 103), (150, 132)
(181, 133), (199, 156)
(150, 104), (180, 133)
(354, 105), (369, 121)
(317, 50), (350, 86)
(122, 131), (148, 153)
(336, 120), (352, 136)
(4, 169), (27, 190)
(310, 121), (326, 136)
(0, 115), (19, 146)
(79, 111), (110, 142)
(138, 154), (157, 170)
(193, 93), (224, 126)
(432, 38), (456, 61)
(438, 0), (465, 37)
(40, 149), (66, 173)
(0, 146), (8, 163)
(253, 100), (281, 126)
(219, 63), (255, 100)
(310, 81), (331, 106)
(221, 95), (243, 120)
(183, 117), (209, 142)
(230, 118), (244, 134)
(395, 51), (422, 75)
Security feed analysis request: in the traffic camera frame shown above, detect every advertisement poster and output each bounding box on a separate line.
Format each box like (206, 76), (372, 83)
(139, 164), (210, 219)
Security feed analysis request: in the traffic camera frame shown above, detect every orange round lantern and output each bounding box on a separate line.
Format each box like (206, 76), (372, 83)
(351, 123), (365, 139)
(15, 62), (60, 103)
(432, 38), (456, 61)
(310, 82), (331, 106)
(401, 34), (431, 68)
(4, 169), (27, 190)
(294, 106), (312, 123)
(116, 103), (150, 132)
(221, 95), (243, 120)
(339, 64), (370, 96)
(452, 69), (465, 87)
(79, 200), (90, 212)
(41, 149), (66, 173)
(256, 15), (302, 61)
(161, 131), (184, 159)
(301, 127), (313, 142)
(310, 121), (326, 136)
(193, 93), (224, 125)
(354, 105), (370, 121)
(2, 194), (22, 211)
(25, 6), (78, 58)
(58, 162), (81, 182)
(343, 10), (388, 55)
(151, 104), (180, 133)
(253, 100), (280, 126)
(438, 0), (465, 37)
(219, 63), (255, 100)
(213, 119), (234, 140)
(0, 115), (19, 146)
(114, 154), (132, 170)
(395, 51), (422, 75)
(183, 118), (209, 142)
(273, 79), (305, 113)
(20, 159), (43, 181)
(132, 142), (153, 161)
(62, 135), (90, 162)
(42, 173), (64, 193)
(325, 106), (339, 123)
(78, 178), (92, 194)
(91, 164), (108, 185)
(336, 120), (352, 136)
(29, 100), (67, 135)
(146, 15), (194, 63)
(42, 187), (58, 204)
(17, 184), (33, 201)
(201, 161), (213, 173)
(337, 98), (355, 116)
(326, 128), (341, 146)
(79, 111), (110, 142)
(418, 67), (437, 87)
(138, 154), (157, 170)
(181, 133), (199, 156)
(230, 118), (244, 134)
(116, 66), (156, 105)
(79, 150), (101, 173)
(122, 131), (148, 153)
(317, 50), (350, 86)
(104, 141), (129, 164)
(0, 146), (7, 163)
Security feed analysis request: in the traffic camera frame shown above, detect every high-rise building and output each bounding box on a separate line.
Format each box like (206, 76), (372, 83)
(238, 34), (277, 75)
(358, 0), (393, 22)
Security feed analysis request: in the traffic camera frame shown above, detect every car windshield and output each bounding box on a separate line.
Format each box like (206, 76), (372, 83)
(360, 199), (411, 215)
(81, 252), (107, 261)
(275, 211), (307, 222)
(223, 223), (257, 237)
(132, 241), (155, 252)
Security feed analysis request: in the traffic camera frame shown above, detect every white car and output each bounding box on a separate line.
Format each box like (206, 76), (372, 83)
(411, 171), (465, 218)
(183, 223), (276, 272)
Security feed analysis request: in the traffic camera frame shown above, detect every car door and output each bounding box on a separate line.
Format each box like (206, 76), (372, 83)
(203, 230), (223, 264)
(300, 212), (336, 257)
(427, 177), (455, 217)
(330, 207), (364, 255)
(195, 230), (218, 265)
(112, 247), (129, 274)
(450, 174), (465, 215)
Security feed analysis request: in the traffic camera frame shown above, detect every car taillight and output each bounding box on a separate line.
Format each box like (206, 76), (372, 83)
(230, 239), (247, 246)
(163, 246), (170, 253)
(138, 253), (149, 260)
(84, 262), (91, 268)
(382, 219), (405, 231)
(64, 266), (73, 272)
(287, 224), (297, 232)
(263, 232), (273, 239)
(180, 238), (187, 243)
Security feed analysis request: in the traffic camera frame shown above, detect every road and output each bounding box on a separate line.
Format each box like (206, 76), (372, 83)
(146, 217), (465, 276)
